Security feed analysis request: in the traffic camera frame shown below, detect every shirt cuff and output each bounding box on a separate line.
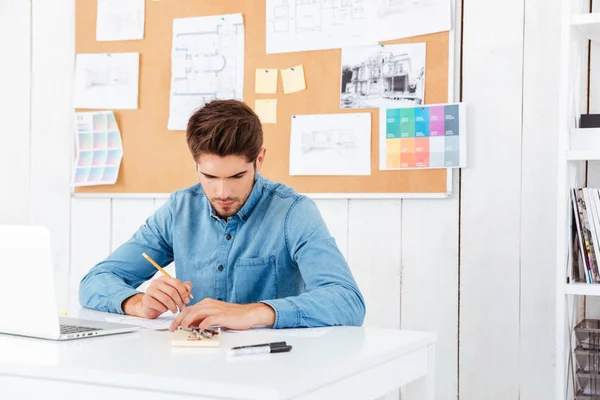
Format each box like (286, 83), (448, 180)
(112, 288), (142, 314)
(260, 298), (301, 329)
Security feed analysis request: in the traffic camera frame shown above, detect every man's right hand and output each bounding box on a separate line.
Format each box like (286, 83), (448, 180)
(122, 276), (193, 319)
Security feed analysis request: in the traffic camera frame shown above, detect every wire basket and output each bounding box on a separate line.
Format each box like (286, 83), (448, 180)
(576, 320), (600, 351)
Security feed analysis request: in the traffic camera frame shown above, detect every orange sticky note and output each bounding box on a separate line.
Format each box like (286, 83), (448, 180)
(254, 99), (277, 124)
(255, 69), (278, 94)
(281, 65), (306, 94)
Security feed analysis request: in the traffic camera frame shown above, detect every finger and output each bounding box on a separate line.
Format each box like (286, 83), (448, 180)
(199, 314), (225, 330)
(161, 277), (191, 305)
(180, 308), (219, 329)
(184, 281), (192, 292)
(142, 295), (168, 315)
(148, 287), (178, 314)
(169, 306), (192, 332)
(156, 281), (186, 310)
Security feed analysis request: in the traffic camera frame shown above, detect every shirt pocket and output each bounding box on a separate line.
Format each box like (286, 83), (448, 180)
(233, 255), (278, 304)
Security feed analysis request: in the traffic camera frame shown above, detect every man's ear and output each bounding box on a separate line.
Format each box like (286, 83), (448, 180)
(255, 148), (267, 172)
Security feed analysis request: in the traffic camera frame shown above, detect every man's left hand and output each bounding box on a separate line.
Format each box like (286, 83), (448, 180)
(168, 298), (276, 332)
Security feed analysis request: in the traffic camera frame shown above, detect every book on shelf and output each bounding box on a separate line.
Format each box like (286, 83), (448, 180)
(570, 188), (600, 284)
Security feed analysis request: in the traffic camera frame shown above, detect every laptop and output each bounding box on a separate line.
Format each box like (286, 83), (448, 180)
(0, 225), (140, 340)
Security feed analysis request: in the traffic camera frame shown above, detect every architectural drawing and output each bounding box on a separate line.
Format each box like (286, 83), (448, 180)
(341, 43), (426, 109)
(73, 53), (139, 110)
(266, 0), (372, 54)
(168, 14), (244, 130)
(289, 113), (371, 176)
(370, 0), (451, 41)
(96, 0), (145, 41)
(301, 129), (356, 157)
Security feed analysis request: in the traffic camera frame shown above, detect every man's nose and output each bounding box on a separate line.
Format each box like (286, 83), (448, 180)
(217, 181), (231, 198)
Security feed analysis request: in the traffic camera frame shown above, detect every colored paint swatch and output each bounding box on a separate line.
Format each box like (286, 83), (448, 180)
(93, 113), (107, 131)
(415, 107), (430, 137)
(108, 131), (122, 149)
(386, 138), (401, 168)
(386, 109), (401, 138)
(399, 108), (415, 138)
(78, 133), (93, 150)
(73, 111), (123, 187)
(381, 103), (466, 170)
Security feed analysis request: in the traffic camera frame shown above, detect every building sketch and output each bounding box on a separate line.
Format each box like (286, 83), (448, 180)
(289, 113), (371, 176)
(73, 53), (139, 110)
(301, 129), (356, 157)
(168, 14), (244, 130)
(378, 0), (438, 17)
(84, 66), (132, 90)
(266, 0), (370, 54)
(340, 43), (426, 109)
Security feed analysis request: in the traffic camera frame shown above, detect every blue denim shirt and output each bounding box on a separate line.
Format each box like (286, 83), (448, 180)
(79, 174), (366, 328)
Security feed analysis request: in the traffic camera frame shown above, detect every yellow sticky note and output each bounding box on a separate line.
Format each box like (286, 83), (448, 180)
(255, 99), (277, 124)
(281, 65), (306, 94)
(255, 68), (278, 94)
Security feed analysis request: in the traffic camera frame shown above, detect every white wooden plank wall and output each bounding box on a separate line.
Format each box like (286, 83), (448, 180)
(401, 179), (459, 400)
(70, 199), (111, 311)
(460, 0), (524, 398)
(0, 1), (31, 225)
(29, 0), (74, 311)
(519, 0), (562, 397)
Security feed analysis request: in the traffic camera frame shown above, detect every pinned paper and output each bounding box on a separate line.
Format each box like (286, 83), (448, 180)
(255, 68), (278, 94)
(281, 65), (306, 94)
(72, 111), (123, 187)
(255, 99), (277, 124)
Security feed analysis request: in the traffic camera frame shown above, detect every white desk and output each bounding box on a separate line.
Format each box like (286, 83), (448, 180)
(0, 309), (436, 400)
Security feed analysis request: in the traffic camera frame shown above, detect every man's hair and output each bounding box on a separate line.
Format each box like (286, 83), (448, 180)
(186, 99), (263, 163)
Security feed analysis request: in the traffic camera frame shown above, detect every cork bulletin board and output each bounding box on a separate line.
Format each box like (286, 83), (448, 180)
(74, 0), (453, 195)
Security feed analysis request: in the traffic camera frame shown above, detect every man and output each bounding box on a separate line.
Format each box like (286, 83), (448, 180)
(79, 100), (366, 331)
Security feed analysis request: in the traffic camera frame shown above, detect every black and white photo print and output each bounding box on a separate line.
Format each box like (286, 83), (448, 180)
(340, 42), (426, 109)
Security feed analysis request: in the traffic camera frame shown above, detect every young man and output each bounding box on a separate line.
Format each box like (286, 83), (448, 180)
(79, 100), (366, 331)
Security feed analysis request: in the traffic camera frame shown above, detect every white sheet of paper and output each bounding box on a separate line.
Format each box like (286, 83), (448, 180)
(73, 53), (139, 109)
(105, 312), (177, 330)
(289, 113), (371, 176)
(368, 0), (452, 42)
(96, 0), (145, 41)
(168, 13), (245, 130)
(72, 111), (124, 187)
(266, 0), (373, 54)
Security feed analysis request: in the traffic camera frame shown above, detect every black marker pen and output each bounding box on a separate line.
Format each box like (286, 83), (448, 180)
(228, 341), (292, 356)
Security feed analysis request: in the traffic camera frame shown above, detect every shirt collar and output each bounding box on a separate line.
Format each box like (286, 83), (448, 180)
(206, 172), (264, 223)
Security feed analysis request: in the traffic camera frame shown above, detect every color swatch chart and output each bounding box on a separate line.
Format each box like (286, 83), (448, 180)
(72, 111), (123, 187)
(379, 103), (466, 170)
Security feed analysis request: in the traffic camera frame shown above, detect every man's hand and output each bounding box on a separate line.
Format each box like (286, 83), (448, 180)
(168, 298), (276, 331)
(122, 276), (192, 319)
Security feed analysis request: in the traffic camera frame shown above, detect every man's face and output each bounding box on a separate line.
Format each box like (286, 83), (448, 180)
(196, 149), (266, 218)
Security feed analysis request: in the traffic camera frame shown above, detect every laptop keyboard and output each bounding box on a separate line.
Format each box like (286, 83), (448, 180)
(60, 324), (103, 334)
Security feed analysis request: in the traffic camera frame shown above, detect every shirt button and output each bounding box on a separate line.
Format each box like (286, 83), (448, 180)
(242, 215), (248, 221)
(226, 234), (232, 240)
(218, 265), (224, 271)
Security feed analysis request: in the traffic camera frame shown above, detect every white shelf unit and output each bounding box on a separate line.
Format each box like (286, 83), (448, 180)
(558, 3), (600, 400)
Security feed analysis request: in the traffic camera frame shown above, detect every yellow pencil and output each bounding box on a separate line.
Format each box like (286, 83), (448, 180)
(142, 252), (194, 299)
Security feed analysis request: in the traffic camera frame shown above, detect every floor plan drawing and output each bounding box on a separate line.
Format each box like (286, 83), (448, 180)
(266, 0), (372, 54)
(168, 14), (244, 130)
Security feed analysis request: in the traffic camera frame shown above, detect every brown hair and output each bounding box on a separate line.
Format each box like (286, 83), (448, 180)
(186, 99), (263, 163)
